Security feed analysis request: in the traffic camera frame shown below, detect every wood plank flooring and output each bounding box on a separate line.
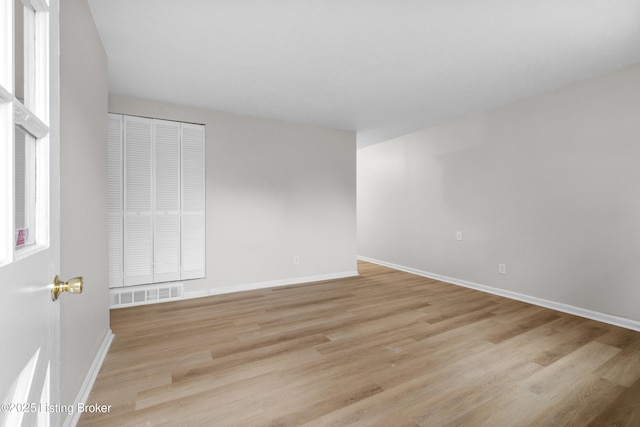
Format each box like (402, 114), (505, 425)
(79, 261), (640, 426)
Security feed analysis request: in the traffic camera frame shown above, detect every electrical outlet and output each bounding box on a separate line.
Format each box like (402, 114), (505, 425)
(498, 264), (506, 274)
(293, 256), (300, 265)
(456, 231), (463, 241)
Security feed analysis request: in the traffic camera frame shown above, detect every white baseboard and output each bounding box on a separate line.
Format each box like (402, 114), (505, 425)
(358, 256), (640, 332)
(183, 289), (209, 299)
(185, 270), (359, 299)
(63, 329), (114, 427)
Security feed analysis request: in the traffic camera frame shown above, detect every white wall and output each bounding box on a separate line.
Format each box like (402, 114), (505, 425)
(109, 95), (357, 294)
(60, 0), (110, 422)
(358, 64), (640, 324)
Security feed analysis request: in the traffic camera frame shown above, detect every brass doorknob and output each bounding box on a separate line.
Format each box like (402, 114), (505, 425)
(51, 276), (83, 301)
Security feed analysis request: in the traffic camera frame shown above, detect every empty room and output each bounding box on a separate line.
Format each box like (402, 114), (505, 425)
(1, 0), (640, 426)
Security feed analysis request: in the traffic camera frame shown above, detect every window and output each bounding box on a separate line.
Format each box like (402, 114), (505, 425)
(0, 0), (50, 264)
(14, 125), (37, 248)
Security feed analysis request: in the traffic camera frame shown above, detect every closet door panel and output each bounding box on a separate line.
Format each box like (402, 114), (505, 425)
(124, 115), (154, 286)
(153, 119), (181, 282)
(181, 213), (205, 279)
(154, 215), (180, 279)
(124, 214), (153, 284)
(181, 123), (206, 279)
(107, 114), (123, 288)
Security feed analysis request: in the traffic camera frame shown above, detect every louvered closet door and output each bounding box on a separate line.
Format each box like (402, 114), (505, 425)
(181, 123), (206, 280)
(154, 119), (181, 282)
(124, 115), (154, 286)
(107, 114), (123, 288)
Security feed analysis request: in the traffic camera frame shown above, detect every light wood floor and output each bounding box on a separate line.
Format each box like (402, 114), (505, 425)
(80, 261), (640, 426)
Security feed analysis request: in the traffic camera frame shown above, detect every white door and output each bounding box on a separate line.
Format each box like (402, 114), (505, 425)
(0, 0), (62, 426)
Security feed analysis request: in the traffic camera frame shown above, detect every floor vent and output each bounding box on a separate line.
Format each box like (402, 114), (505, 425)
(110, 283), (184, 308)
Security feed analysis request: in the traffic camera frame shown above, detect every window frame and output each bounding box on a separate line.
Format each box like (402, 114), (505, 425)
(0, 0), (50, 265)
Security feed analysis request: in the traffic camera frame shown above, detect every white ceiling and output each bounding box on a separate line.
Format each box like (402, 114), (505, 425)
(87, 0), (640, 147)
